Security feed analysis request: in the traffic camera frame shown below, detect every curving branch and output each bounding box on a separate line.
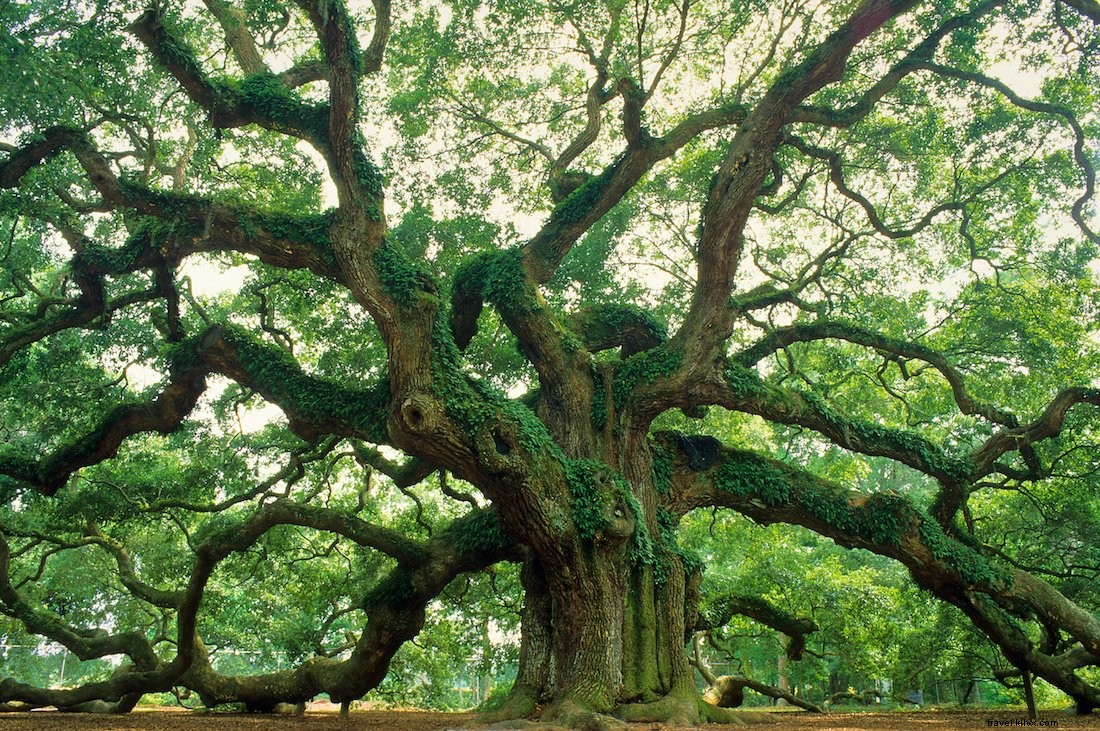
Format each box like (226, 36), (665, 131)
(971, 387), (1100, 480)
(913, 61), (1097, 243)
(243, 500), (428, 568)
(362, 0), (393, 75)
(0, 360), (209, 495)
(130, 9), (328, 146)
(657, 431), (1100, 711)
(714, 363), (972, 487)
(790, 0), (1008, 128)
(734, 319), (1019, 428)
(1, 286), (160, 367)
(449, 250), (594, 447)
(565, 304), (668, 358)
(177, 503), (518, 710)
(0, 129), (346, 287)
(0, 325), (394, 495)
(696, 592), (817, 660)
(0, 524), (215, 711)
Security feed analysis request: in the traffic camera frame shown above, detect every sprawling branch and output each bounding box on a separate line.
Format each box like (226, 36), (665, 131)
(0, 360), (209, 495)
(790, 0), (1008, 128)
(0, 130), (346, 285)
(1058, 0), (1100, 24)
(714, 364), (972, 487)
(1, 285), (159, 367)
(178, 504), (517, 709)
(0, 325), (392, 494)
(130, 10), (328, 146)
(972, 387), (1100, 479)
(659, 432), (1100, 711)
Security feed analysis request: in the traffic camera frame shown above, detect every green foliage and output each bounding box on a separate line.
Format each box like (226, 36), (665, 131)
(364, 567), (415, 608)
(612, 343), (683, 411)
(234, 71), (329, 138)
(373, 237), (433, 306)
(448, 509), (515, 559)
(564, 459), (613, 541)
(218, 325), (390, 443)
(917, 518), (1005, 588)
(795, 388), (973, 482)
(650, 440), (675, 495)
(550, 163), (618, 225)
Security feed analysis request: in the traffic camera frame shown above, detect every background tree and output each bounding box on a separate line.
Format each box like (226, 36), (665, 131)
(1, 0), (1099, 727)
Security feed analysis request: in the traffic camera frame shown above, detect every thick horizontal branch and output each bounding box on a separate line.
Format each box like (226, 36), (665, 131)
(1059, 0), (1100, 22)
(1, 130), (346, 286)
(716, 364), (973, 486)
(197, 324), (391, 444)
(181, 503), (516, 708)
(659, 431), (1100, 709)
(0, 360), (209, 494)
(565, 304), (668, 358)
(0, 325), (391, 494)
(248, 500), (428, 567)
(659, 432), (999, 590)
(0, 126), (122, 201)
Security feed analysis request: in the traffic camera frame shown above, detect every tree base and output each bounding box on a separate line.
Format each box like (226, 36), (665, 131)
(469, 691), (776, 729)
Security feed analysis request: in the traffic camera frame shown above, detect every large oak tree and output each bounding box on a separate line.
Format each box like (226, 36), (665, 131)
(1, 0), (1099, 726)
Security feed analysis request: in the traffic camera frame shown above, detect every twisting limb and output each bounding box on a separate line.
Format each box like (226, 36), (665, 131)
(0, 130), (346, 284)
(734, 319), (1019, 428)
(971, 387), (1100, 479)
(657, 431), (1100, 712)
(912, 61), (1098, 243)
(791, 0), (1009, 128)
(0, 325), (393, 494)
(696, 592), (818, 660)
(784, 134), (1028, 241)
(130, 9), (329, 146)
(714, 362), (973, 487)
(176, 503), (519, 710)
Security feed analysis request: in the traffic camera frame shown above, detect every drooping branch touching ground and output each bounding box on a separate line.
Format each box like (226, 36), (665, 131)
(658, 432), (1100, 713)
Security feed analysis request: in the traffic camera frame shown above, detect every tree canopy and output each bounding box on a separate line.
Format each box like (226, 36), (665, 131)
(1, 0), (1099, 726)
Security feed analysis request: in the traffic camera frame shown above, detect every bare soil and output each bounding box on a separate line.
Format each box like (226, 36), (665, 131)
(0, 707), (1095, 730)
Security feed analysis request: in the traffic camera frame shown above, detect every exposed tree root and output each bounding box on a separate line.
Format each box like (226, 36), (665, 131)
(697, 698), (774, 725)
(542, 700), (629, 731)
(616, 693), (700, 725)
(475, 685), (539, 725)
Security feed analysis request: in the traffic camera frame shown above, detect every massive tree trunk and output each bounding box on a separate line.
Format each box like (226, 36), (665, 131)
(478, 425), (719, 726)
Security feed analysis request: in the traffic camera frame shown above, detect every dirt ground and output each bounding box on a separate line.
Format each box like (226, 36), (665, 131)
(0, 707), (1095, 730)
